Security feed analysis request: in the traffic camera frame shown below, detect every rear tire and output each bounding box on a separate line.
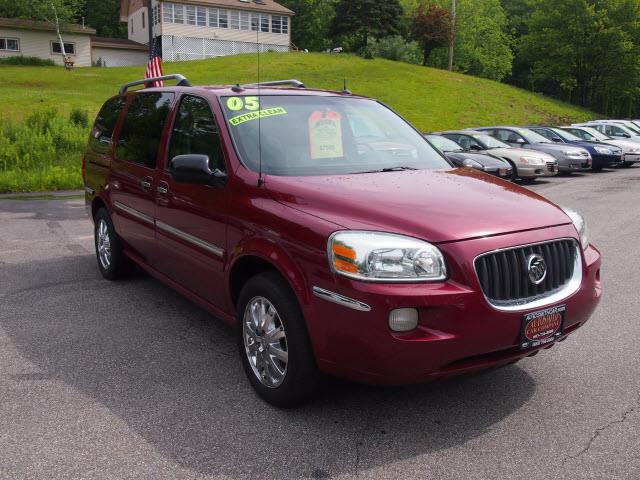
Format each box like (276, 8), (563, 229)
(94, 208), (132, 280)
(505, 159), (518, 182)
(237, 272), (321, 407)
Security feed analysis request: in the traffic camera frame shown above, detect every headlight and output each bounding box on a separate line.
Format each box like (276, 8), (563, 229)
(328, 231), (447, 282)
(629, 147), (640, 153)
(594, 146), (613, 154)
(562, 207), (589, 250)
(462, 158), (482, 169)
(519, 156), (545, 165)
(564, 150), (586, 158)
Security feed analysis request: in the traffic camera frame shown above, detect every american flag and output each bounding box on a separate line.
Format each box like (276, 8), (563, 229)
(144, 38), (164, 87)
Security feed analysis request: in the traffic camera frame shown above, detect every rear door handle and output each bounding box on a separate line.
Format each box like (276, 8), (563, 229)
(141, 177), (153, 190)
(156, 181), (169, 195)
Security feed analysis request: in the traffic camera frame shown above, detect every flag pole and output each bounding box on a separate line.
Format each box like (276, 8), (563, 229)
(146, 0), (154, 55)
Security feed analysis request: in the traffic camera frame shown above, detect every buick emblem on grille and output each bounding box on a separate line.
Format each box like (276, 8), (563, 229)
(526, 254), (547, 285)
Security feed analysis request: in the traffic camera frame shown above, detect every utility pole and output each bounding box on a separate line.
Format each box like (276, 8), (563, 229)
(146, 0), (154, 54)
(448, 0), (456, 71)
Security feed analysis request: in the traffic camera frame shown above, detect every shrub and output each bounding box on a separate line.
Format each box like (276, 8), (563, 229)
(0, 56), (56, 66)
(0, 109), (87, 192)
(69, 108), (89, 128)
(366, 36), (423, 65)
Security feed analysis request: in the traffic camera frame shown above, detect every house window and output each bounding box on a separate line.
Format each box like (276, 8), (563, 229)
(208, 8), (218, 27)
(196, 6), (206, 26)
(186, 5), (196, 25)
(51, 41), (76, 55)
(271, 15), (281, 34)
(163, 2), (173, 23)
(282, 16), (288, 34)
(239, 11), (250, 30)
(0, 38), (19, 51)
(152, 5), (160, 25)
(218, 9), (229, 28)
(174, 3), (184, 23)
(229, 10), (239, 29)
(251, 13), (259, 32)
(260, 14), (270, 33)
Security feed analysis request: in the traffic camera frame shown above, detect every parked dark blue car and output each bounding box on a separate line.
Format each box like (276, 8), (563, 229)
(529, 126), (623, 171)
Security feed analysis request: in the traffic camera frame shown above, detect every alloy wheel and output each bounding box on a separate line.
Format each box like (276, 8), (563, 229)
(243, 296), (289, 388)
(97, 219), (112, 269)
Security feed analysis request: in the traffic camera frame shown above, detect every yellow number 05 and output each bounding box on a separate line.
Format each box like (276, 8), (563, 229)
(226, 96), (260, 111)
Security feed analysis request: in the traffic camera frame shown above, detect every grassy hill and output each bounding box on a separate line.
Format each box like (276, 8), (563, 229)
(0, 52), (596, 192)
(0, 52), (594, 129)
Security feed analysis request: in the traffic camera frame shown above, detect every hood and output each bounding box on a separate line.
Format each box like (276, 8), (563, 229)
(569, 140), (622, 153)
(266, 169), (571, 243)
(446, 151), (509, 168)
(606, 139), (640, 152)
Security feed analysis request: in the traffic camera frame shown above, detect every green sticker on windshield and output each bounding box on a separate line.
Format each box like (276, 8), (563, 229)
(228, 107), (287, 126)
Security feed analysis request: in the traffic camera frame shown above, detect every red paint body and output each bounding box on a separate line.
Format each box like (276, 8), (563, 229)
(84, 86), (602, 385)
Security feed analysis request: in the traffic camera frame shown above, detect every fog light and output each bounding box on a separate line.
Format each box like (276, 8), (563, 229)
(389, 308), (418, 332)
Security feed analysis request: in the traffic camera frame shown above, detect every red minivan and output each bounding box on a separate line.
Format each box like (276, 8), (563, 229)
(83, 75), (602, 406)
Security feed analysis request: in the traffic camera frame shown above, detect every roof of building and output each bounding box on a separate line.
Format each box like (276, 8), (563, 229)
(120, 0), (293, 21)
(0, 17), (96, 35)
(91, 36), (148, 50)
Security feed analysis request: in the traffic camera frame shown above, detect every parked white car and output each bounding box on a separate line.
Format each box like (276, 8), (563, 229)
(562, 125), (640, 167)
(574, 122), (640, 144)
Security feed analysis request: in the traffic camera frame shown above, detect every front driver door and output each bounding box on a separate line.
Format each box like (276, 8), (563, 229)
(154, 94), (229, 308)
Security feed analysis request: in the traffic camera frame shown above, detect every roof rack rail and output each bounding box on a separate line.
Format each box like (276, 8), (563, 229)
(119, 74), (192, 95)
(242, 79), (306, 89)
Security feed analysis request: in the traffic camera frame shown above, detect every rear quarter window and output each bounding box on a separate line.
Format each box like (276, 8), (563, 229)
(89, 97), (125, 155)
(116, 92), (174, 168)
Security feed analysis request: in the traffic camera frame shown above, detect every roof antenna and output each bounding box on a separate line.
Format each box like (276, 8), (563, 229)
(257, 28), (264, 187)
(342, 78), (352, 95)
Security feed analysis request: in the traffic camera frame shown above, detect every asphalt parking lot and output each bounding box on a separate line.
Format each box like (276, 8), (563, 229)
(1, 167), (639, 480)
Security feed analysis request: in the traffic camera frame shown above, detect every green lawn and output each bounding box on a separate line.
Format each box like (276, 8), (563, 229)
(0, 52), (596, 192)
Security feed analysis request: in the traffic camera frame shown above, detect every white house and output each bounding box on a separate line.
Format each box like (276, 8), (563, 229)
(120, 0), (294, 62)
(91, 36), (149, 67)
(0, 17), (95, 67)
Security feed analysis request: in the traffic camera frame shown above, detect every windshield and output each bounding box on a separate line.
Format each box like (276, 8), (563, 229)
(221, 95), (449, 176)
(517, 128), (552, 144)
(580, 127), (610, 141)
(426, 135), (463, 152)
(470, 133), (509, 149)
(550, 127), (581, 141)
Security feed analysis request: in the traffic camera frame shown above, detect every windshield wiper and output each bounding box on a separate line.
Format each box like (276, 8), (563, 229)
(358, 166), (419, 174)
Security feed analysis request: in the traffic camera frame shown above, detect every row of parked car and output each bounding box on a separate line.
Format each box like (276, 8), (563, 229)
(425, 120), (640, 181)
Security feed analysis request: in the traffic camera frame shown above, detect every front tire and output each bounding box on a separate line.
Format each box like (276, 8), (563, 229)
(237, 272), (320, 407)
(94, 208), (131, 280)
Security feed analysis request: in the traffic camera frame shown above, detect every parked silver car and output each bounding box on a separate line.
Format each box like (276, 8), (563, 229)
(436, 130), (558, 180)
(474, 126), (591, 173)
(575, 121), (640, 143)
(561, 125), (640, 167)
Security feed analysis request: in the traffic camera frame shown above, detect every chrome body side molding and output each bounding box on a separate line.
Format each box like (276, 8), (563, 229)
(312, 286), (371, 312)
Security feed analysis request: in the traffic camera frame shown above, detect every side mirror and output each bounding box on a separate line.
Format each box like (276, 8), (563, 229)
(552, 137), (562, 142)
(469, 144), (482, 151)
(169, 154), (227, 187)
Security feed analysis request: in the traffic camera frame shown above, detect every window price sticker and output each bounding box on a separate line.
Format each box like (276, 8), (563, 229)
(308, 111), (344, 159)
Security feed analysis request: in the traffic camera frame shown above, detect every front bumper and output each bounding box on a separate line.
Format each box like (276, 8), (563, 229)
(592, 153), (623, 169)
(307, 225), (601, 385)
(623, 153), (640, 164)
(558, 157), (592, 172)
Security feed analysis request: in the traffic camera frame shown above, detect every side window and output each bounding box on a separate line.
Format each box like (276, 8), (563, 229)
(168, 95), (227, 172)
(492, 129), (512, 142)
(459, 135), (479, 150)
(116, 92), (174, 168)
(535, 129), (553, 141)
(89, 97), (125, 155)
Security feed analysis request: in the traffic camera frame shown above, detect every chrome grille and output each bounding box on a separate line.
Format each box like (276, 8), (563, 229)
(475, 239), (578, 306)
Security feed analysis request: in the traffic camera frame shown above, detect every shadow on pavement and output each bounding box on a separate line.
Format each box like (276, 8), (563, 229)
(1, 254), (537, 479)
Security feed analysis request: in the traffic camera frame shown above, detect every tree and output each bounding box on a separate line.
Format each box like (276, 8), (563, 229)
(409, 3), (452, 66)
(82, 0), (126, 38)
(517, 0), (640, 115)
(452, 0), (512, 80)
(277, 0), (337, 51)
(330, 0), (404, 52)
